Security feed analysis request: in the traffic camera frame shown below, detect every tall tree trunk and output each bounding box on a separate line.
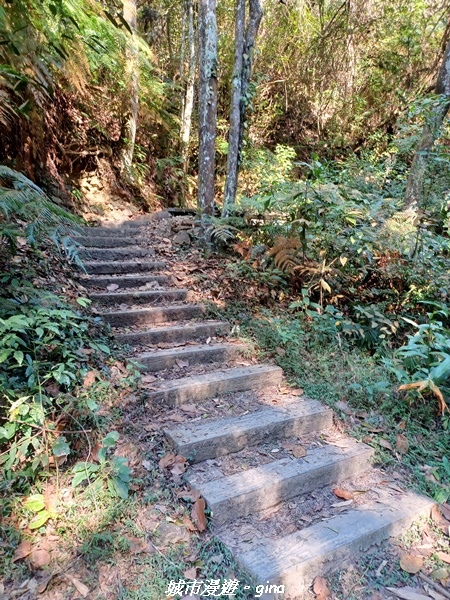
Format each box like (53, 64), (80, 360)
(222, 0), (246, 216)
(180, 0), (196, 174)
(197, 0), (218, 243)
(222, 0), (262, 216)
(405, 38), (450, 208)
(120, 0), (139, 177)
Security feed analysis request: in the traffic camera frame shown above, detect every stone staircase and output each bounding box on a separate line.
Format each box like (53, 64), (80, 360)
(75, 216), (435, 599)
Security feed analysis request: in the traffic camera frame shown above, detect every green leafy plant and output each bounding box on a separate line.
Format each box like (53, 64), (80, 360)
(72, 431), (131, 499)
(383, 306), (450, 415)
(0, 280), (110, 487)
(23, 493), (55, 530)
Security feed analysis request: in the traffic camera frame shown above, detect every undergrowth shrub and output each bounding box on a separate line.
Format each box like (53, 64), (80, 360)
(382, 303), (450, 418)
(0, 278), (111, 489)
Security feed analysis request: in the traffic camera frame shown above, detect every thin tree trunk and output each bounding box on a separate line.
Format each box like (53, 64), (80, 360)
(120, 0), (139, 176)
(197, 0), (218, 244)
(222, 0), (262, 216)
(180, 0), (196, 174)
(179, 1), (187, 79)
(222, 0), (246, 216)
(405, 38), (450, 208)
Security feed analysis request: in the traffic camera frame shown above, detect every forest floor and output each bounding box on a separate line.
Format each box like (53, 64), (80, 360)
(1, 211), (450, 600)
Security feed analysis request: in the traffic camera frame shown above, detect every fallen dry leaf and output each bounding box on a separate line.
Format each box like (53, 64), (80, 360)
(313, 575), (329, 599)
(180, 404), (199, 415)
(292, 445), (307, 458)
(399, 554), (423, 574)
(333, 488), (354, 501)
(13, 540), (32, 562)
(183, 513), (197, 532)
(170, 457), (188, 476)
(331, 499), (353, 508)
(170, 414), (185, 423)
(440, 503), (450, 521)
(431, 505), (450, 536)
(191, 498), (207, 532)
(436, 551), (450, 564)
(281, 442), (295, 451)
(177, 488), (202, 502)
(361, 422), (383, 433)
(379, 438), (394, 451)
(82, 370), (97, 388)
(44, 484), (58, 513)
(335, 400), (352, 415)
(36, 575), (54, 594)
(396, 434), (409, 455)
(30, 548), (51, 569)
(159, 453), (176, 469)
(176, 359), (190, 368)
(65, 574), (90, 597)
(386, 586), (432, 600)
(125, 535), (148, 554)
(184, 566), (197, 579)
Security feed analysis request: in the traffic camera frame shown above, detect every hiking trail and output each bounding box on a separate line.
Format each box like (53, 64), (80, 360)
(76, 213), (435, 599)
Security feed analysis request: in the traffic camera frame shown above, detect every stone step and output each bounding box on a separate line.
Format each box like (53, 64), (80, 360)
(83, 260), (166, 275)
(80, 274), (170, 290)
(145, 364), (283, 407)
(231, 493), (434, 598)
(78, 224), (147, 236)
(100, 218), (154, 228)
(165, 400), (333, 463)
(73, 236), (137, 248)
(135, 342), (247, 371)
(116, 320), (230, 346)
(90, 288), (188, 307)
(190, 441), (373, 526)
(79, 247), (152, 261)
(102, 304), (205, 327)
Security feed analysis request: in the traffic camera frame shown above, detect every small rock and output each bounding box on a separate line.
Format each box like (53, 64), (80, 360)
(172, 231), (191, 246)
(150, 211), (171, 221)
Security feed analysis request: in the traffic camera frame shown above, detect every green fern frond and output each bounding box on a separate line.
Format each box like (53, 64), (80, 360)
(0, 166), (82, 260)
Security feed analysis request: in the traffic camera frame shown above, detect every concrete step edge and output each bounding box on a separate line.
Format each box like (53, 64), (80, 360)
(164, 399), (333, 463)
(134, 342), (248, 372)
(83, 261), (166, 274)
(190, 441), (373, 525)
(80, 275), (170, 289)
(102, 304), (206, 326)
(116, 320), (230, 347)
(231, 493), (435, 598)
(144, 364), (283, 407)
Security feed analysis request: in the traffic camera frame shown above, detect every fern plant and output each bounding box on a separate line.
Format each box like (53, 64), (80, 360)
(266, 236), (302, 273)
(0, 166), (81, 258)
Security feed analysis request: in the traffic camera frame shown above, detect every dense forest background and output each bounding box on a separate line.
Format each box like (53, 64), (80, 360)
(1, 0), (449, 213)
